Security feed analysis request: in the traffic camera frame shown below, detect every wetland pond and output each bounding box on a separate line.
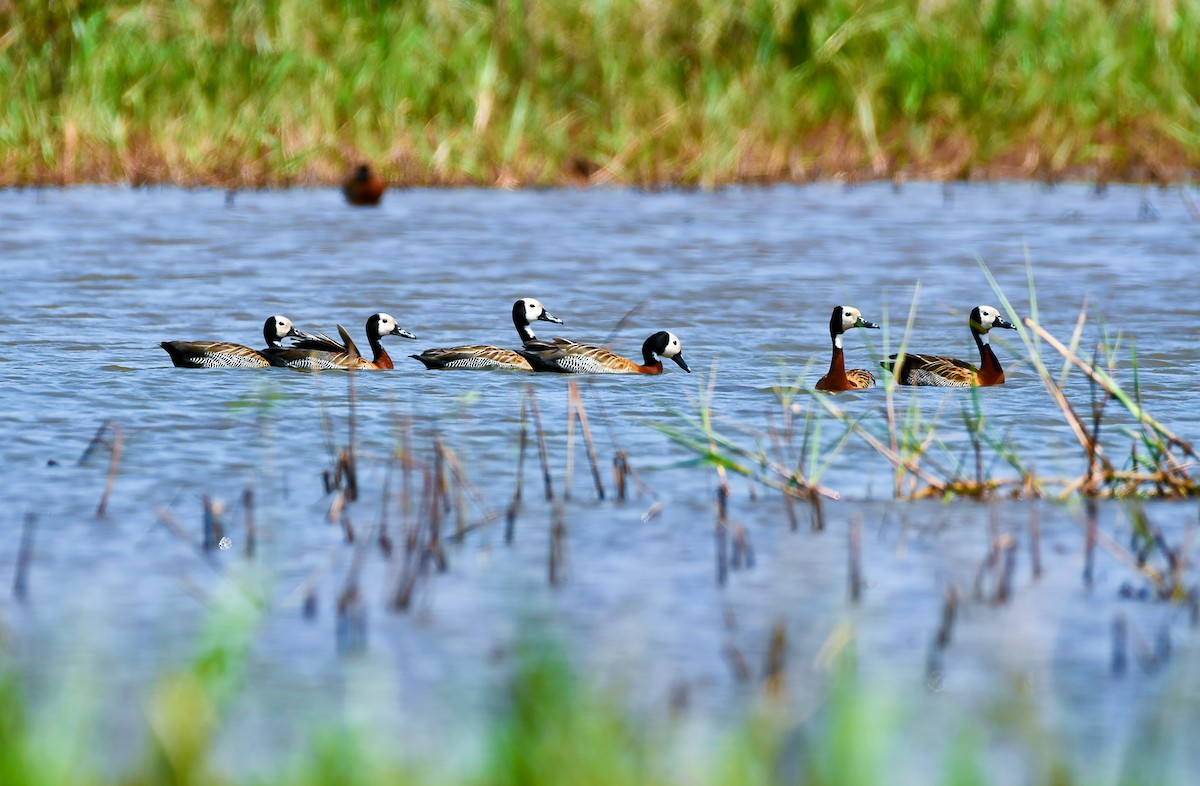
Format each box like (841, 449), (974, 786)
(1, 182), (1199, 782)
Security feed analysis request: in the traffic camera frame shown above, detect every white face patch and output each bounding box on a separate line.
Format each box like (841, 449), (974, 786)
(377, 314), (397, 335)
(660, 331), (682, 358)
(273, 317), (292, 337)
(841, 307), (862, 332)
(523, 299), (543, 322)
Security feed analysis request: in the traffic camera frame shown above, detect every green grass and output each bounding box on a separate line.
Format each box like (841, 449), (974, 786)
(2, 0), (1199, 187)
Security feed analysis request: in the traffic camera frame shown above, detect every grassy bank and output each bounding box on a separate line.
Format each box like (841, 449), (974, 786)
(2, 0), (1199, 188)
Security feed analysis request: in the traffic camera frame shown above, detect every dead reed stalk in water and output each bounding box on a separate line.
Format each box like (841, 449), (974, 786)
(337, 534), (370, 655)
(565, 381), (605, 501)
(506, 394), (530, 544)
(763, 621), (788, 699)
(528, 386), (554, 501)
(379, 460), (394, 557)
(427, 455), (447, 573)
(202, 495), (223, 551)
(548, 504), (567, 587)
(1084, 497), (1098, 589)
(716, 473), (730, 587)
(926, 584), (959, 686)
(995, 533), (1018, 605)
(730, 524), (755, 571)
(91, 421), (123, 518)
(1029, 505), (1043, 579)
(1111, 614), (1128, 677)
(243, 484), (256, 558)
(848, 514), (863, 604)
(613, 451), (629, 502)
(12, 513), (36, 601)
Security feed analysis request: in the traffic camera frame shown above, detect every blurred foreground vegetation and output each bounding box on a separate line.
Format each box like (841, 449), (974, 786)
(2, 0), (1199, 187)
(0, 619), (1186, 786)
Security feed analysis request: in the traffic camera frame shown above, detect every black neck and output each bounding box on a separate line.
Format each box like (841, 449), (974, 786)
(512, 302), (537, 343)
(368, 335), (384, 363)
(642, 337), (658, 366)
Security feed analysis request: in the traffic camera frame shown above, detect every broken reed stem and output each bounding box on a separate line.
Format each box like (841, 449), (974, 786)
(243, 484), (256, 558)
(433, 439), (468, 543)
(716, 474), (730, 587)
(848, 514), (863, 604)
(613, 451), (629, 502)
(95, 422), (123, 518)
(926, 584), (959, 686)
(337, 533), (371, 655)
(527, 386), (554, 501)
(78, 419), (113, 464)
(1029, 505), (1043, 579)
(731, 524), (755, 571)
(506, 395), (530, 544)
(548, 504), (566, 587)
(1084, 497), (1098, 589)
(12, 513), (36, 601)
(568, 381), (606, 500)
(379, 460), (394, 557)
(202, 494), (222, 551)
(935, 586), (959, 651)
(565, 384), (576, 500)
(996, 535), (1018, 605)
(1112, 614), (1128, 677)
(763, 621), (787, 699)
(427, 458), (446, 572)
(401, 418), (413, 534)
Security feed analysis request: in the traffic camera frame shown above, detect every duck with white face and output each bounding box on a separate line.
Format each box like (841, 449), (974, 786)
(409, 297), (564, 370)
(815, 305), (881, 392)
(517, 330), (691, 375)
(273, 312), (418, 370)
(160, 315), (312, 368)
(881, 304), (1017, 387)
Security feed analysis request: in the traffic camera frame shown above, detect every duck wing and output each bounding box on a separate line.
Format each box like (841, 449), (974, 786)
(885, 353), (977, 386)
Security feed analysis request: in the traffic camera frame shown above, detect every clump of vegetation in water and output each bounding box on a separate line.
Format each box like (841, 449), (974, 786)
(3, 0), (1200, 187)
(660, 260), (1199, 502)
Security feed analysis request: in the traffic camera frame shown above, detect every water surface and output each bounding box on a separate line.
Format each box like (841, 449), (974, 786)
(1, 183), (1198, 781)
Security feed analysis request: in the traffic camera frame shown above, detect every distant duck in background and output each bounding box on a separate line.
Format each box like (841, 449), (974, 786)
(517, 331), (690, 375)
(881, 305), (1016, 387)
(343, 164), (385, 206)
(410, 298), (564, 370)
(160, 315), (310, 368)
(815, 306), (880, 392)
(277, 313), (417, 370)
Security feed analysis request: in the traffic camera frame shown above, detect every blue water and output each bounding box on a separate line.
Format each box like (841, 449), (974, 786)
(1, 182), (1198, 781)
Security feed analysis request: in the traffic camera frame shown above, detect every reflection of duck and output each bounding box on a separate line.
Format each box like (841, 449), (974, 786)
(882, 305), (1016, 387)
(518, 331), (690, 375)
(278, 313), (417, 370)
(410, 298), (564, 370)
(815, 306), (880, 392)
(343, 164), (385, 206)
(160, 316), (309, 368)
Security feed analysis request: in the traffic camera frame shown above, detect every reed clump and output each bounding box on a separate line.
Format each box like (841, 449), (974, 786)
(4, 0), (1200, 187)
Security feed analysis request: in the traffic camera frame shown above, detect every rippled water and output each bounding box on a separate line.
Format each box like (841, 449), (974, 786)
(1, 183), (1199, 780)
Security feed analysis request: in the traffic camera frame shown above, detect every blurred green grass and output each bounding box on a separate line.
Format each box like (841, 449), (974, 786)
(0, 615), (1188, 786)
(2, 0), (1198, 187)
